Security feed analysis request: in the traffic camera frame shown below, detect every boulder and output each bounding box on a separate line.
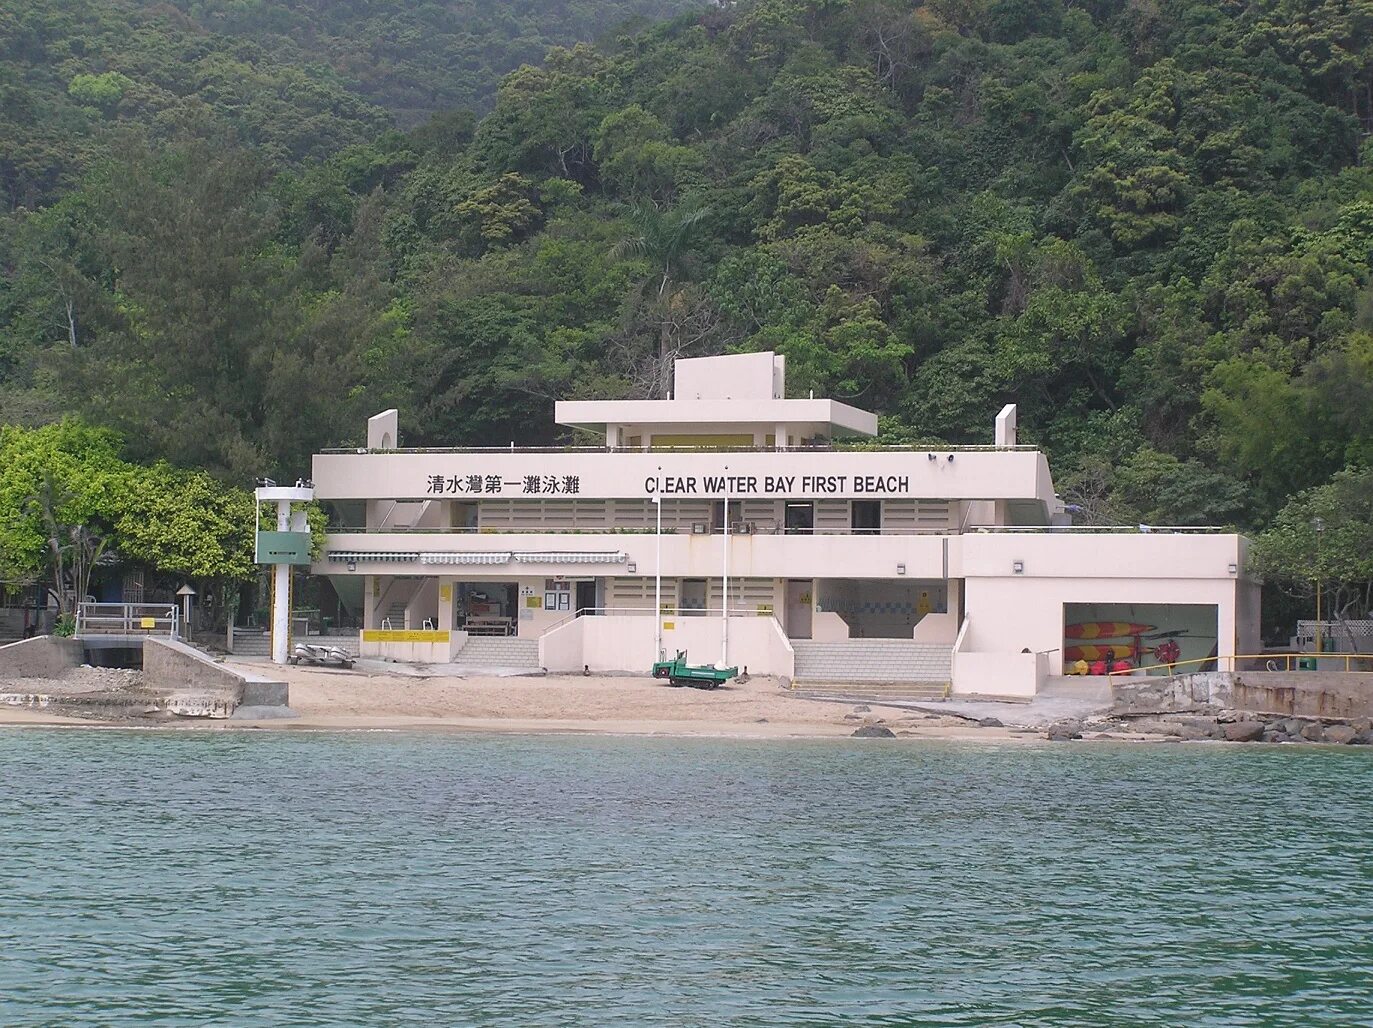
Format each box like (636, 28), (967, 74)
(852, 704), (871, 712)
(852, 724), (895, 738)
(1300, 722), (1326, 743)
(1222, 721), (1265, 742)
(978, 717), (1004, 728)
(1047, 719), (1083, 741)
(1324, 724), (1357, 745)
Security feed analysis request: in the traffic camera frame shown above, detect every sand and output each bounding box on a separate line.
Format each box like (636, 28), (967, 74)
(0, 660), (1040, 740)
(229, 665), (1041, 740)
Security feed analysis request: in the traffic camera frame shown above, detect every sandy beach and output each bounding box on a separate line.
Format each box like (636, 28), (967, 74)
(0, 660), (1040, 740)
(225, 665), (1036, 740)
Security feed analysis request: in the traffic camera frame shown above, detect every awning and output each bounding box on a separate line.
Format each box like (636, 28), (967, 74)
(327, 551), (420, 563)
(512, 551), (627, 564)
(418, 552), (512, 566)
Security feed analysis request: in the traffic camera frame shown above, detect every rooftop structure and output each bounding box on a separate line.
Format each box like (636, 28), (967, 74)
(310, 352), (1259, 696)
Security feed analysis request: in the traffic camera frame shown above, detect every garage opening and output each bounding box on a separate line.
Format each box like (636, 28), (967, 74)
(1063, 603), (1218, 675)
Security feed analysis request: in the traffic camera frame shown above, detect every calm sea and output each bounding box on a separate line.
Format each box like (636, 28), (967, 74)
(1, 730), (1371, 1026)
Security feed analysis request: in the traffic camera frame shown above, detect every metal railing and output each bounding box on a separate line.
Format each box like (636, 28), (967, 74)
(76, 602), (179, 637)
(321, 442), (1040, 455)
(540, 605), (777, 635)
(325, 524), (955, 537)
(1113, 653), (1373, 677)
(977, 525), (1233, 535)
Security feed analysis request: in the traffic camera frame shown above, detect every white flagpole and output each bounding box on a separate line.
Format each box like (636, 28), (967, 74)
(721, 464), (729, 668)
(653, 468), (662, 663)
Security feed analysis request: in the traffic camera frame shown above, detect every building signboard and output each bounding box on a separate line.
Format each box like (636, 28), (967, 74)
(255, 530), (313, 565)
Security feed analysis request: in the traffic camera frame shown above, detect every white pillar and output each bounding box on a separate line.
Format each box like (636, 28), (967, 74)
(271, 499), (291, 665)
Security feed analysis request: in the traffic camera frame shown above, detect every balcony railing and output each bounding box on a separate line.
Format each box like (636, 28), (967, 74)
(322, 524), (954, 536)
(319, 442), (1040, 455)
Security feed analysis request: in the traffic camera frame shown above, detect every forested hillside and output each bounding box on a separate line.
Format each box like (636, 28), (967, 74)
(4, 0), (1373, 603)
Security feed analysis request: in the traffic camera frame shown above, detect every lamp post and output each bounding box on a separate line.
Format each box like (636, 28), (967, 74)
(176, 584), (196, 641)
(1313, 516), (1325, 657)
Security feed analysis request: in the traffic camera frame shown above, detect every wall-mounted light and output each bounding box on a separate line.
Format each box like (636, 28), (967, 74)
(896, 563), (906, 575)
(927, 453), (937, 462)
(1012, 560), (1025, 575)
(947, 453), (955, 462)
(627, 561), (637, 573)
(346, 559), (357, 572)
(1227, 563), (1238, 576)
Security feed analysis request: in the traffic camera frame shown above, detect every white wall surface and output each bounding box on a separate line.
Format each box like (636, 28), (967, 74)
(540, 615), (795, 677)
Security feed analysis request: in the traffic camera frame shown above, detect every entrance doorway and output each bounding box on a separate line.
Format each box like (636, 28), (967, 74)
(786, 579), (813, 639)
(575, 580), (596, 616)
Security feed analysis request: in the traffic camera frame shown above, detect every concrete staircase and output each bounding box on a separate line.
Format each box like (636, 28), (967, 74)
(792, 640), (952, 701)
(451, 636), (540, 670)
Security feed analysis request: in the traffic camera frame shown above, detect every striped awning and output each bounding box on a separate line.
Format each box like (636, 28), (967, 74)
(512, 551), (627, 564)
(418, 552), (512, 566)
(327, 551), (420, 563)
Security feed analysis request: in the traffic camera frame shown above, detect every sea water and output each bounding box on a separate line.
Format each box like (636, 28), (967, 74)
(1, 730), (1371, 1026)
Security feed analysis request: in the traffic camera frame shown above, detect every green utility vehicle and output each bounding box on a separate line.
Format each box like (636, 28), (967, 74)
(651, 651), (738, 689)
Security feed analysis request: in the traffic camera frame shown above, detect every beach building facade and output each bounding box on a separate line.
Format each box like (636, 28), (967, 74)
(310, 352), (1260, 697)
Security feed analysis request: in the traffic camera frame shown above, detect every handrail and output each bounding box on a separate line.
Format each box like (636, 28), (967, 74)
(976, 525), (1233, 534)
(1115, 652), (1373, 676)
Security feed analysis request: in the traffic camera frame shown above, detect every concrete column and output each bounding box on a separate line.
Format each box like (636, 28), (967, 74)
(438, 577), (454, 631)
(775, 424), (788, 450)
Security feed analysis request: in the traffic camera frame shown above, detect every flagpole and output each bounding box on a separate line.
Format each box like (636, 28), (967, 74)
(653, 468), (662, 663)
(721, 464), (729, 668)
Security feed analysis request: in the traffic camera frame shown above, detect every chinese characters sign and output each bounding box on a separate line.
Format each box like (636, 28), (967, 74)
(426, 474), (581, 495)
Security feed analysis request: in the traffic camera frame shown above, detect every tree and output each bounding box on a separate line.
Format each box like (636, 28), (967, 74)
(1251, 466), (1373, 630)
(611, 199), (714, 396)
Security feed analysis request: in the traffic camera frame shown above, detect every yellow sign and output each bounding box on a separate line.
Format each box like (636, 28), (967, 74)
(439, 584), (452, 602)
(527, 596), (542, 608)
(140, 617), (156, 629)
(756, 604), (774, 616)
(362, 629), (451, 643)
(662, 621), (675, 631)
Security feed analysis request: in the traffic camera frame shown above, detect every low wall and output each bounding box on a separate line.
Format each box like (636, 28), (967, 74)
(0, 636), (83, 678)
(912, 613), (958, 644)
(951, 650), (1041, 699)
(1114, 670), (1373, 718)
(144, 638), (288, 708)
(358, 629), (459, 662)
(541, 615), (795, 677)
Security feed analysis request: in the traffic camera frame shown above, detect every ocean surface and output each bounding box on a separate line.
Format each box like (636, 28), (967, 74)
(1, 730), (1371, 1026)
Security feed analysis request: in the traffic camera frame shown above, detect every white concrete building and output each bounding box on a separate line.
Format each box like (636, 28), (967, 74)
(310, 352), (1260, 697)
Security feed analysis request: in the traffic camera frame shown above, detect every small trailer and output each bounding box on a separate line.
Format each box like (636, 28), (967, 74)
(651, 650), (737, 689)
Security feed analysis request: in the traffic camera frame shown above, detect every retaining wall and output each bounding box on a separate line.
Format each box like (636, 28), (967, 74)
(0, 636), (83, 678)
(143, 638), (289, 708)
(1113, 670), (1373, 718)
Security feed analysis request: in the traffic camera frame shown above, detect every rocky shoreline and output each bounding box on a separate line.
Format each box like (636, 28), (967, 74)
(1045, 710), (1373, 745)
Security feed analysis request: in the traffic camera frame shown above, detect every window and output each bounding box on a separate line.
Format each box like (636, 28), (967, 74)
(852, 500), (882, 535)
(784, 502), (814, 534)
(711, 500), (743, 533)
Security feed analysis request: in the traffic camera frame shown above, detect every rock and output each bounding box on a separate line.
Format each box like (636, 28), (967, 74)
(1223, 721), (1265, 742)
(1047, 719), (1083, 741)
(978, 717), (1004, 728)
(1262, 730), (1289, 744)
(754, 717), (769, 724)
(843, 713), (861, 721)
(1277, 718), (1307, 736)
(852, 704), (871, 712)
(1350, 717), (1371, 735)
(1300, 722), (1326, 743)
(852, 725), (895, 738)
(1324, 724), (1357, 745)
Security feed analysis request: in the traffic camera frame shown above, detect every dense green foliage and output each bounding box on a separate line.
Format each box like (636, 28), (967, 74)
(5, 0), (1373, 624)
(0, 422), (258, 611)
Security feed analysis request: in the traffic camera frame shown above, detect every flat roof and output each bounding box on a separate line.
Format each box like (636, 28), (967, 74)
(554, 399), (879, 437)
